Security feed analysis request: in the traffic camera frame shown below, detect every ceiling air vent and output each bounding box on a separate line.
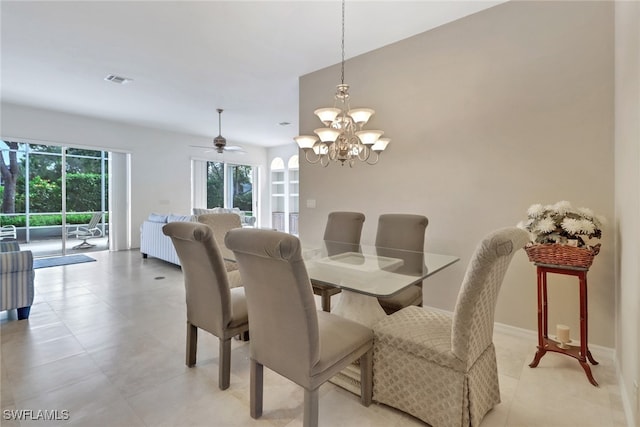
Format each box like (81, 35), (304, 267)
(104, 74), (133, 84)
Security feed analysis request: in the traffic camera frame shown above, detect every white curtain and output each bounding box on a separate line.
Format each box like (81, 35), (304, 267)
(191, 159), (207, 210)
(108, 151), (131, 251)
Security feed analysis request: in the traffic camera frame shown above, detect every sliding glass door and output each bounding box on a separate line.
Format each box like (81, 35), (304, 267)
(0, 141), (109, 257)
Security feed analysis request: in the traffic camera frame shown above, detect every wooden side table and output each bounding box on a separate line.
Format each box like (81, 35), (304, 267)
(528, 263), (599, 386)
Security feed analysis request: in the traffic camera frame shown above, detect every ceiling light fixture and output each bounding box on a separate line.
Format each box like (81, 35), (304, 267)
(294, 0), (390, 167)
(213, 108), (227, 153)
(104, 74), (133, 84)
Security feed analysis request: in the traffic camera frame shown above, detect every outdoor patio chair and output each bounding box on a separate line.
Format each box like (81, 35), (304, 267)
(67, 212), (103, 249)
(0, 225), (17, 240)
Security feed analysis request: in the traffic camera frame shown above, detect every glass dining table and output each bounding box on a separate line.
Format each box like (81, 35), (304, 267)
(302, 240), (460, 396)
(303, 240), (460, 326)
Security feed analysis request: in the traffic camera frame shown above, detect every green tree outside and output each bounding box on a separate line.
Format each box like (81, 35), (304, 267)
(1, 141), (108, 226)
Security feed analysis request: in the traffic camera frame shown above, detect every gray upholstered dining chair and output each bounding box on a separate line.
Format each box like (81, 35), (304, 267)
(372, 227), (529, 427)
(313, 211), (365, 312)
(375, 213), (428, 314)
(197, 212), (243, 288)
(162, 221), (249, 390)
(225, 228), (373, 427)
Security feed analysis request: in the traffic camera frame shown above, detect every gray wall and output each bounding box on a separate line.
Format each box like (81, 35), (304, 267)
(298, 1), (615, 348)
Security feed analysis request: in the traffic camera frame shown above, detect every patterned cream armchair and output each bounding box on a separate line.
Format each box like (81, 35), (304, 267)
(0, 241), (35, 320)
(372, 227), (529, 427)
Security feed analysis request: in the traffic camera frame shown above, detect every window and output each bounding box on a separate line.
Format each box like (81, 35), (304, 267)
(227, 164), (253, 215)
(192, 159), (258, 224)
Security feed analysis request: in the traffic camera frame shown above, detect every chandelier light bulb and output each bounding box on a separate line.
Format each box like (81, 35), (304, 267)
(314, 108), (341, 125)
(355, 130), (383, 145)
(294, 135), (319, 149)
(314, 128), (341, 143)
(348, 108), (375, 125)
(372, 137), (390, 152)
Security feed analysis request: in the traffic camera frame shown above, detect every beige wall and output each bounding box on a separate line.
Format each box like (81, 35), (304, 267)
(614, 1), (640, 424)
(298, 1), (615, 347)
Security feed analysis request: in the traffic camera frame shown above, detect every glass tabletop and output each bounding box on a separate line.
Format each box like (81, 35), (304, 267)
(302, 240), (459, 297)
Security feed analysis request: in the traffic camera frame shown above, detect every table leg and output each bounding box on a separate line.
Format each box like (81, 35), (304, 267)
(332, 290), (387, 328)
(330, 290), (387, 396)
(530, 268), (547, 367)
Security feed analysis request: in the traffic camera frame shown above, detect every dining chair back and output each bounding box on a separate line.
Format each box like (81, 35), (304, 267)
(197, 212), (243, 287)
(314, 211), (365, 312)
(225, 228), (373, 427)
(162, 221), (249, 390)
(375, 213), (428, 313)
(323, 211), (365, 243)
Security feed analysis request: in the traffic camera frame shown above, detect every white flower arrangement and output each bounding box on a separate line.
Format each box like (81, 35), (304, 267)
(518, 201), (605, 248)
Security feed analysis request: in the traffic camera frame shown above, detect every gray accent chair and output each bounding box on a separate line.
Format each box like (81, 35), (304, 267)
(162, 222), (249, 390)
(375, 213), (428, 314)
(372, 227), (529, 427)
(225, 228), (374, 427)
(312, 211), (365, 312)
(197, 212), (243, 288)
(0, 242), (34, 320)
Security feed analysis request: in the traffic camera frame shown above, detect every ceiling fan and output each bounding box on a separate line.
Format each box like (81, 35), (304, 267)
(191, 108), (245, 154)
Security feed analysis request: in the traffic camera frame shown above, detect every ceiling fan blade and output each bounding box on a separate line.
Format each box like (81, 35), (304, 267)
(224, 145), (245, 152)
(189, 144), (245, 154)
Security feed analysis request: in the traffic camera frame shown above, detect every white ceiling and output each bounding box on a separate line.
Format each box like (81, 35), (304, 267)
(1, 1), (504, 148)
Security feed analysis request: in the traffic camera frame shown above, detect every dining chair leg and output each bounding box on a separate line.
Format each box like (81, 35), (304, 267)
(186, 321), (197, 367)
(219, 338), (232, 390)
(250, 359), (264, 419)
(321, 293), (331, 312)
(359, 348), (373, 407)
(303, 388), (319, 427)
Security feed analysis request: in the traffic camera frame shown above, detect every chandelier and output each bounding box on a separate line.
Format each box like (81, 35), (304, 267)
(294, 0), (390, 167)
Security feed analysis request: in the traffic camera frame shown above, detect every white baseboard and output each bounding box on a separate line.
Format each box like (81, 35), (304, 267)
(492, 321), (615, 361)
(616, 357), (637, 427)
(424, 304), (630, 426)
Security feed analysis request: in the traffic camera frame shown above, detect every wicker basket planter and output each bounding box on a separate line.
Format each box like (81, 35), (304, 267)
(524, 243), (601, 269)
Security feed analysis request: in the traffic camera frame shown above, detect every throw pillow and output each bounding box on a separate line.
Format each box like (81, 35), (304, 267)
(148, 213), (168, 223)
(167, 214), (195, 223)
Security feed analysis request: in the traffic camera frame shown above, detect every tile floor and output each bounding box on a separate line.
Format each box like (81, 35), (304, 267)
(0, 250), (629, 427)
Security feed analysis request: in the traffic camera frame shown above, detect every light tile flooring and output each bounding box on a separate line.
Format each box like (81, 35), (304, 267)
(0, 250), (628, 427)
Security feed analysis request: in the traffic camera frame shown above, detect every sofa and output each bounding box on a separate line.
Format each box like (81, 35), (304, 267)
(140, 212), (242, 286)
(0, 241), (35, 320)
(193, 207), (256, 227)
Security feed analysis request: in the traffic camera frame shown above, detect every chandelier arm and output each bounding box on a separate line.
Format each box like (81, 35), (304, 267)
(321, 155), (330, 167)
(304, 149), (322, 164)
(357, 144), (370, 162)
(365, 151), (381, 165)
(328, 143), (338, 161)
